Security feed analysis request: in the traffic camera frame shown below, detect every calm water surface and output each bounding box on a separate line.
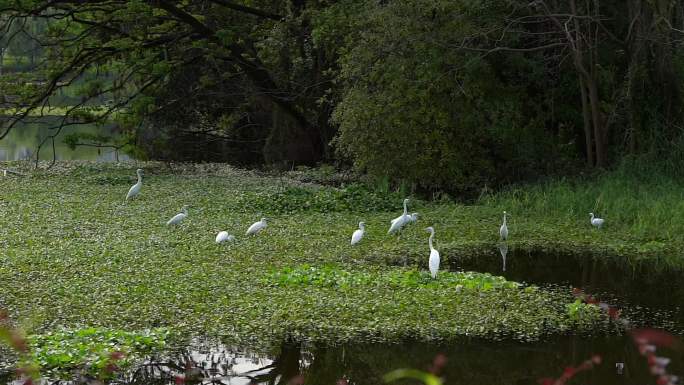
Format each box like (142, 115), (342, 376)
(2, 250), (680, 385)
(0, 117), (128, 161)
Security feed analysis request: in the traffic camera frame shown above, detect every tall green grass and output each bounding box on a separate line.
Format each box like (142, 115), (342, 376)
(480, 158), (684, 242)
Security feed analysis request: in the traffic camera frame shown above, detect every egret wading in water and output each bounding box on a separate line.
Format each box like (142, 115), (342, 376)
(125, 169), (144, 201)
(589, 213), (604, 229)
(425, 226), (440, 279)
(167, 205), (188, 226)
(499, 211), (509, 240)
(351, 222), (365, 245)
(246, 218), (267, 235)
(388, 198), (411, 234)
(215, 231), (235, 244)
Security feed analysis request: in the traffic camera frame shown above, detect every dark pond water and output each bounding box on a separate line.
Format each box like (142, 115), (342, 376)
(1, 249), (682, 385)
(460, 245), (684, 333)
(0, 117), (129, 161)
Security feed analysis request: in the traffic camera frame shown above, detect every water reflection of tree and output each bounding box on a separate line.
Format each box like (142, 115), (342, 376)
(120, 342), (302, 385)
(97, 334), (684, 385)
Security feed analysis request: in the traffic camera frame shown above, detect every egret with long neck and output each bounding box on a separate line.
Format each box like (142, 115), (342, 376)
(388, 198), (411, 233)
(499, 211), (508, 240)
(426, 226), (440, 279)
(125, 169), (144, 201)
(589, 213), (604, 229)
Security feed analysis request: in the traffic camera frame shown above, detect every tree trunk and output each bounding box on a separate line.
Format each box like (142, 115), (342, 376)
(569, 0), (599, 166)
(578, 76), (594, 165)
(568, 0), (607, 168)
(227, 45), (324, 164)
(626, 0), (644, 154)
(587, 78), (606, 167)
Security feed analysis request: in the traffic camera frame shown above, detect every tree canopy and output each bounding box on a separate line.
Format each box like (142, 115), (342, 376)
(1, 0), (683, 194)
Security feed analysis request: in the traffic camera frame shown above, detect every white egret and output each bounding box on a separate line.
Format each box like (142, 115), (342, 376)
(388, 198), (411, 234)
(216, 231), (235, 244)
(499, 211), (509, 240)
(409, 212), (419, 223)
(351, 222), (365, 245)
(589, 213), (604, 229)
(246, 218), (267, 235)
(390, 198), (410, 224)
(426, 226), (440, 279)
(167, 205), (188, 226)
(125, 169), (144, 201)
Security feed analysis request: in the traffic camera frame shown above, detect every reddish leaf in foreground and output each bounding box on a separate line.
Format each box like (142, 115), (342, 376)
(287, 374), (305, 385)
(562, 366), (576, 378)
(630, 329), (681, 349)
(428, 353), (448, 374)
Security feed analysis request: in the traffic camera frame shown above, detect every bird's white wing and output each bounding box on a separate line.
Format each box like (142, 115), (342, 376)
(126, 183), (141, 200)
(388, 215), (408, 233)
(351, 229), (364, 245)
(246, 222), (264, 235)
(166, 213), (186, 226)
(429, 249), (440, 278)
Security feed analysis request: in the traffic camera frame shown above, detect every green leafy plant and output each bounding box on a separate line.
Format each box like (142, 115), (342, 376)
(270, 264), (520, 291)
(566, 299), (600, 325)
(238, 184), (412, 214)
(384, 369), (443, 385)
(27, 327), (171, 379)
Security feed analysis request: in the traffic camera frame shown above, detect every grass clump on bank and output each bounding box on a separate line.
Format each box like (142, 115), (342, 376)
(478, 161), (684, 261)
(0, 161), (628, 350)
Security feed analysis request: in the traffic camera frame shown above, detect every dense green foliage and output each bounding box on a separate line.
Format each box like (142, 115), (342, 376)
(27, 328), (169, 379)
(238, 184), (411, 214)
(2, 1), (683, 194)
(330, 1), (560, 193)
(0, 163), (610, 350)
(270, 264), (521, 291)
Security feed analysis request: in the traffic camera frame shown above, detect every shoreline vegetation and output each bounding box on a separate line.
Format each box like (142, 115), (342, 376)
(0, 160), (678, 355)
(0, 105), (112, 118)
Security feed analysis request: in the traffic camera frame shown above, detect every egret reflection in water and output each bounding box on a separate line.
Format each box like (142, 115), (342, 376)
(498, 242), (508, 271)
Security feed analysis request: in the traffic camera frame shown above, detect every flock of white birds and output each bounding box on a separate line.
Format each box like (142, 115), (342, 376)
(124, 168), (605, 279)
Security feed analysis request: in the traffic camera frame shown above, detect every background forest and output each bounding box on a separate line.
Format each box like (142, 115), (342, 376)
(1, 0), (683, 196)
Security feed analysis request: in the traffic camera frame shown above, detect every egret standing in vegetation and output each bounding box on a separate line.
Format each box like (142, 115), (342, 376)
(388, 198), (411, 234)
(499, 211), (509, 240)
(125, 169), (144, 201)
(351, 222), (365, 245)
(589, 213), (604, 229)
(246, 218), (268, 235)
(426, 226), (440, 279)
(216, 231), (235, 243)
(409, 212), (419, 223)
(167, 205), (188, 226)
